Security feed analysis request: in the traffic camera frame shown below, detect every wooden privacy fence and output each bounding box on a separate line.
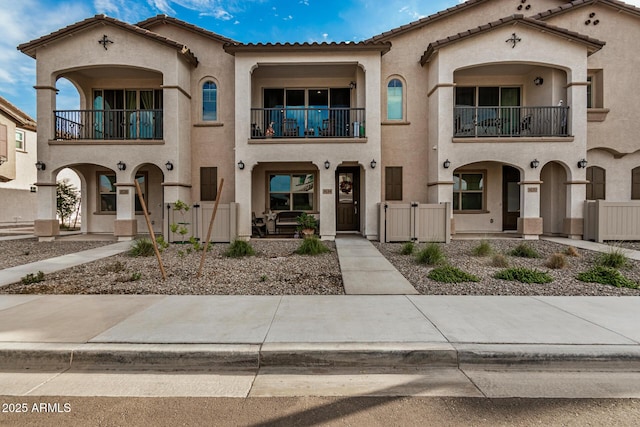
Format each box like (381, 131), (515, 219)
(379, 202), (451, 243)
(166, 202), (237, 243)
(584, 200), (640, 242)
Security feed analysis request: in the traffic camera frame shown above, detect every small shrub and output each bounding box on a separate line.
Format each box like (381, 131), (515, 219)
(472, 240), (493, 257)
(565, 246), (579, 257)
(491, 253), (509, 268)
(509, 243), (540, 259)
(577, 266), (637, 289)
(156, 236), (169, 252)
(416, 243), (446, 265)
(428, 265), (480, 283)
(259, 275), (268, 282)
(400, 242), (415, 255)
(597, 247), (629, 269)
(21, 271), (45, 285)
(295, 235), (330, 255)
(495, 267), (553, 284)
(129, 238), (155, 257)
(130, 272), (142, 281)
(224, 239), (256, 258)
(546, 253), (567, 269)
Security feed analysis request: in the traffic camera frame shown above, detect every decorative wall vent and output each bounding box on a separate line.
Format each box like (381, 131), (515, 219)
(517, 0), (531, 11)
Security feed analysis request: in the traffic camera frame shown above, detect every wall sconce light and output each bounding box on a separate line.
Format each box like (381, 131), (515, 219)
(530, 159), (540, 169)
(324, 160), (330, 170)
(349, 81), (357, 90)
(237, 160), (245, 170)
(533, 77), (544, 86)
(370, 159), (377, 169)
(35, 161), (46, 171)
(117, 161), (126, 171)
(165, 161), (174, 171)
(577, 158), (588, 168)
(443, 159), (451, 169)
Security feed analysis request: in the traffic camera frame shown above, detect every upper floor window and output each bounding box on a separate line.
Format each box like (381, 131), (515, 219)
(387, 78), (403, 120)
(15, 130), (25, 151)
(587, 70), (603, 109)
(203, 81), (218, 121)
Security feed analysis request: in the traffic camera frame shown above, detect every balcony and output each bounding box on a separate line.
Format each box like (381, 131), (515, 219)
(454, 106), (569, 138)
(54, 110), (163, 141)
(250, 107), (366, 139)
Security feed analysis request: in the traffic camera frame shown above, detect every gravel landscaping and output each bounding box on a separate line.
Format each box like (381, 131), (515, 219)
(0, 237), (639, 296)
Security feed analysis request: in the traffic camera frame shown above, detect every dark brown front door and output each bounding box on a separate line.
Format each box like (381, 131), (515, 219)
(336, 167), (360, 231)
(502, 165), (520, 231)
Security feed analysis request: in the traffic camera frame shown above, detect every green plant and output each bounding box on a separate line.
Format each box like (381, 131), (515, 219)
(177, 250), (185, 258)
(577, 266), (637, 289)
(546, 253), (567, 269)
(295, 235), (330, 255)
(156, 236), (169, 252)
(509, 243), (540, 258)
(170, 200), (191, 243)
(400, 242), (415, 255)
(565, 246), (580, 257)
(491, 253), (509, 268)
(428, 265), (480, 283)
(296, 213), (318, 234)
(494, 267), (553, 284)
(189, 236), (203, 251)
(224, 239), (256, 258)
(259, 275), (268, 282)
(472, 240), (493, 257)
(416, 243), (446, 265)
(56, 179), (80, 229)
(128, 238), (155, 257)
(597, 247), (629, 269)
(21, 271), (45, 285)
(130, 272), (142, 281)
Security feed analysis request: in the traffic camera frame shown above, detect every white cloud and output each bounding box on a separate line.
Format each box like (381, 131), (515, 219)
(283, 15), (293, 21)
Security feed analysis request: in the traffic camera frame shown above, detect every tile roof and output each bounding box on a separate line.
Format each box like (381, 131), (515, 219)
(136, 15), (238, 45)
(223, 41), (392, 55)
(0, 96), (36, 131)
(420, 14), (605, 65)
(534, 0), (640, 20)
(17, 14), (198, 67)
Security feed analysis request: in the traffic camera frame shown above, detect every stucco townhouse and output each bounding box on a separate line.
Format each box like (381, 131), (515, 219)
(17, 0), (640, 243)
(0, 96), (37, 226)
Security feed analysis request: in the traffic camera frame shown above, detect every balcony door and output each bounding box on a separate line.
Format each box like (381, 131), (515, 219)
(93, 89), (162, 139)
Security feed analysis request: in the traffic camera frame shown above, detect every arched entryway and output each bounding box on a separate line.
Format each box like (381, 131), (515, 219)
(540, 161), (568, 236)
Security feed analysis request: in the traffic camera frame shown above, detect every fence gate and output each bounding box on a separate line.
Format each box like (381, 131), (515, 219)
(379, 202), (451, 243)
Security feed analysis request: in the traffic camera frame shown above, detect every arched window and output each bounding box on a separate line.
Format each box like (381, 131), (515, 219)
(586, 166), (606, 200)
(387, 78), (403, 120)
(203, 81), (217, 121)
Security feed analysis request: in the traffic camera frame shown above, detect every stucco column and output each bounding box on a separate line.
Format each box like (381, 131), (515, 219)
(114, 180), (137, 241)
(564, 176), (587, 239)
(34, 181), (59, 241)
(364, 164), (381, 240)
(316, 162), (336, 241)
(518, 169), (543, 239)
(235, 162), (253, 241)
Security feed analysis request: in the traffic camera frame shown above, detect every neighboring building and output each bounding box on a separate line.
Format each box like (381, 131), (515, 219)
(16, 0), (640, 241)
(0, 96), (37, 226)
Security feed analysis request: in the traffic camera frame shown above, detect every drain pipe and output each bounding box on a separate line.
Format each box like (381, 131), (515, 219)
(384, 203), (388, 243)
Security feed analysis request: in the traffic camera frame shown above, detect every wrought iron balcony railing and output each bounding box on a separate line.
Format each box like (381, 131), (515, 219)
(250, 107), (366, 139)
(454, 106), (569, 138)
(54, 110), (163, 140)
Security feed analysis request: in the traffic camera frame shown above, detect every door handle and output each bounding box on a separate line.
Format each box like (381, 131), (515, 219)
(354, 207), (357, 214)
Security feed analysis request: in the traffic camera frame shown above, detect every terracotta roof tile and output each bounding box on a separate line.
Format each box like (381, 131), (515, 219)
(137, 15), (238, 45)
(534, 0), (640, 20)
(0, 95), (36, 131)
(223, 41), (391, 55)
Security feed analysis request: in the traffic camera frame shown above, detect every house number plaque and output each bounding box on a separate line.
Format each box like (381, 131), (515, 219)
(323, 189), (332, 194)
(527, 187), (538, 193)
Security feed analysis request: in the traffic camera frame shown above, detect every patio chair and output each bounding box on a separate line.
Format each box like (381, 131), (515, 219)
(520, 115), (532, 135)
(282, 118), (300, 137)
(252, 212), (267, 237)
(318, 118), (335, 137)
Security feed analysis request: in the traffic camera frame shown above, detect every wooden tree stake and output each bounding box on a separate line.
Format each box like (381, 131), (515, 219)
(197, 178), (224, 278)
(134, 179), (167, 280)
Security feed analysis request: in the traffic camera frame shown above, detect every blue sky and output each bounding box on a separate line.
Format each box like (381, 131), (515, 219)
(3, 0), (639, 119)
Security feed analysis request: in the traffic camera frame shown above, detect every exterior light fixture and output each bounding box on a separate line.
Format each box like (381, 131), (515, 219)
(324, 160), (330, 169)
(238, 160), (245, 170)
(35, 161), (46, 170)
(577, 158), (588, 168)
(349, 81), (357, 90)
(165, 161), (174, 171)
(117, 161), (126, 171)
(530, 159), (540, 169)
(370, 159), (377, 169)
(443, 159), (451, 169)
(533, 77), (544, 86)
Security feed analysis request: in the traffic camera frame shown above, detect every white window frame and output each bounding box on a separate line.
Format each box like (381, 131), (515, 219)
(15, 130), (25, 152)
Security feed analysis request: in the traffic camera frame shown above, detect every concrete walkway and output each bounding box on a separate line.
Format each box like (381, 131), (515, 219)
(542, 236), (640, 261)
(335, 236), (418, 294)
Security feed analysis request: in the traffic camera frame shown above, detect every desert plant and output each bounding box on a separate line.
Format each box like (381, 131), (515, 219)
(130, 272), (142, 281)
(156, 236), (169, 252)
(296, 212), (318, 237)
(597, 247), (629, 269)
(400, 242), (415, 255)
(259, 275), (268, 282)
(21, 271), (45, 285)
(546, 253), (567, 269)
(295, 235), (330, 255)
(428, 264), (480, 283)
(128, 238), (155, 257)
(472, 240), (493, 257)
(491, 253), (509, 268)
(416, 243), (446, 265)
(577, 266), (637, 289)
(56, 179), (80, 229)
(170, 200), (191, 243)
(509, 243), (540, 258)
(495, 267), (553, 284)
(565, 246), (580, 257)
(224, 239), (256, 258)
